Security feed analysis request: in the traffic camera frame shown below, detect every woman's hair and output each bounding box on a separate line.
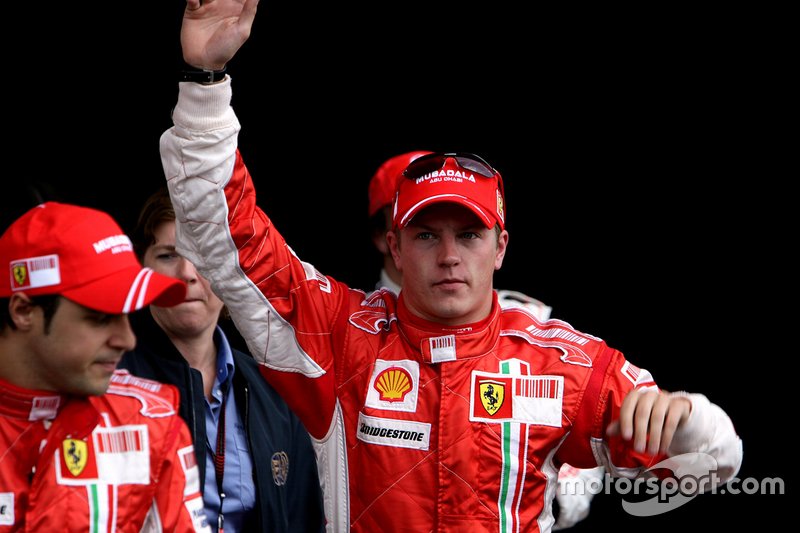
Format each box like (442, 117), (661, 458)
(131, 187), (232, 323)
(130, 187), (175, 260)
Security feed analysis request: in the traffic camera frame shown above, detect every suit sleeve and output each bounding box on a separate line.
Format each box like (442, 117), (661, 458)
(566, 348), (743, 484)
(159, 78), (340, 439)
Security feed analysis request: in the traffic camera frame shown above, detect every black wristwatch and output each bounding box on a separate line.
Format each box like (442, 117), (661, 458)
(179, 66), (227, 84)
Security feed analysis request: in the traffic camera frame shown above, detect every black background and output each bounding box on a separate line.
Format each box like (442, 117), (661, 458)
(6, 1), (790, 530)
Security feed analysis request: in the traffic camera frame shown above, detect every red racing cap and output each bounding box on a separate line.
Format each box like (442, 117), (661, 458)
(368, 151), (433, 217)
(392, 152), (506, 230)
(0, 202), (186, 314)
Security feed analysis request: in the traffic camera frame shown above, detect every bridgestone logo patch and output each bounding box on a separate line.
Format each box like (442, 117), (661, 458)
(357, 412), (431, 450)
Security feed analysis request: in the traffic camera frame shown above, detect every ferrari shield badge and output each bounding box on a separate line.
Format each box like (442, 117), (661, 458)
(62, 439), (88, 476)
(479, 380), (505, 416)
(12, 264), (27, 287)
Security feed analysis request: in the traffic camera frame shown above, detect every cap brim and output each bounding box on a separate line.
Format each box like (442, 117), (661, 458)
(397, 195), (496, 229)
(61, 266), (186, 314)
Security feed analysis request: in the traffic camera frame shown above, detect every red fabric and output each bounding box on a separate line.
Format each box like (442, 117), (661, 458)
(0, 371), (208, 532)
(393, 155), (506, 229)
(203, 152), (663, 532)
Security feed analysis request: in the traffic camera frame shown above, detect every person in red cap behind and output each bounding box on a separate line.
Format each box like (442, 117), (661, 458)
(0, 202), (211, 532)
(368, 150), (432, 293)
(158, 2), (742, 531)
(368, 151), (600, 530)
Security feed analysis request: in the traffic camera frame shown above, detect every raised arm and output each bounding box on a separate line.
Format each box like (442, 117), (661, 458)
(163, 0), (345, 443)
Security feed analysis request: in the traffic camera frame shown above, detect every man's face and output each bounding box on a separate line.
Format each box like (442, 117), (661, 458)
(143, 220), (224, 338)
(388, 203), (507, 326)
(29, 297), (136, 396)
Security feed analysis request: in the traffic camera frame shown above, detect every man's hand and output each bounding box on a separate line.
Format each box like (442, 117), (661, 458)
(606, 389), (692, 456)
(182, 0), (260, 71)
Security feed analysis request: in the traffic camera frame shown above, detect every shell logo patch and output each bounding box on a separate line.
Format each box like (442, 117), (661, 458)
(63, 439), (88, 476)
(374, 367), (412, 402)
(365, 359), (419, 412)
(479, 380), (506, 416)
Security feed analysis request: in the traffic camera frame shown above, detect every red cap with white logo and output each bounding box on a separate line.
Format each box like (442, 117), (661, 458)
(392, 153), (506, 230)
(0, 202), (186, 314)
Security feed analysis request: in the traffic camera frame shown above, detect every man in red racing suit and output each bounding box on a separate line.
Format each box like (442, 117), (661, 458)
(1, 370), (209, 532)
(161, 3), (743, 531)
(160, 81), (743, 533)
(0, 202), (209, 532)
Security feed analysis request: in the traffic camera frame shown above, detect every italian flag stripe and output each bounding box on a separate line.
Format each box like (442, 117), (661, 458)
(498, 360), (530, 532)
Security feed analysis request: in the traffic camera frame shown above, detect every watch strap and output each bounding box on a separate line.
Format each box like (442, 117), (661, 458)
(179, 67), (227, 84)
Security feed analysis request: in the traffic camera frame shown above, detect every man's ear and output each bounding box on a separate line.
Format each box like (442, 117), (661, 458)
(494, 229), (509, 271)
(7, 293), (38, 331)
(386, 230), (401, 271)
